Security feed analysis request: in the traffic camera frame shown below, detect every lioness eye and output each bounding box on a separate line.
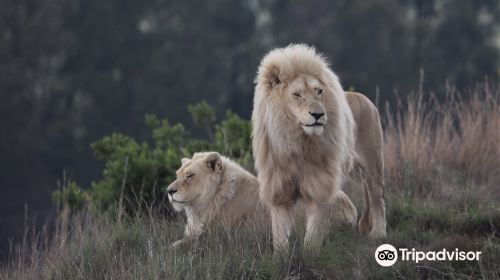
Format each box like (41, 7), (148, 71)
(186, 173), (195, 180)
(317, 88), (323, 95)
(293, 92), (301, 98)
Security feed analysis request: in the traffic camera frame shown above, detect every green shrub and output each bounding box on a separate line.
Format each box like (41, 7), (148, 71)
(52, 180), (89, 212)
(214, 111), (253, 170)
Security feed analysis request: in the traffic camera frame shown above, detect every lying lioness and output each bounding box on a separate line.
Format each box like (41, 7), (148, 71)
(166, 152), (260, 248)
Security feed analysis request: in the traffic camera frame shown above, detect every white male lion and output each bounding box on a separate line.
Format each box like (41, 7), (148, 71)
(166, 152), (261, 248)
(252, 44), (386, 251)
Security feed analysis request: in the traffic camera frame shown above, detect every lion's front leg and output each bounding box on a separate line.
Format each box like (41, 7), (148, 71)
(270, 205), (295, 254)
(169, 218), (204, 250)
(304, 201), (330, 250)
(331, 190), (358, 228)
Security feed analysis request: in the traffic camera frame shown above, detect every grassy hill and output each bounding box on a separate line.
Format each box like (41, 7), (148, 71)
(2, 86), (500, 279)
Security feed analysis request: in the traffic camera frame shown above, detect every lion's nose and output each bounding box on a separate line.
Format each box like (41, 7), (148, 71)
(309, 112), (325, 120)
(167, 189), (177, 195)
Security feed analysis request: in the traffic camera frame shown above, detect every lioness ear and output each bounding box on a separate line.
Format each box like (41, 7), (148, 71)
(181, 158), (191, 166)
(205, 152), (222, 173)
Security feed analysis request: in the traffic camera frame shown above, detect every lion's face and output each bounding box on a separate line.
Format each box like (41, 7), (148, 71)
(281, 75), (327, 136)
(166, 152), (223, 212)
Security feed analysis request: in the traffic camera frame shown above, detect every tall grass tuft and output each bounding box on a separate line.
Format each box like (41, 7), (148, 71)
(384, 84), (500, 197)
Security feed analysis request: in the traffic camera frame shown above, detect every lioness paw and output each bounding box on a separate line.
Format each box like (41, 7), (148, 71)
(169, 239), (185, 250)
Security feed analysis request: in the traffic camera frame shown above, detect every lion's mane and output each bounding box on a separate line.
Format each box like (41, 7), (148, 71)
(252, 44), (356, 206)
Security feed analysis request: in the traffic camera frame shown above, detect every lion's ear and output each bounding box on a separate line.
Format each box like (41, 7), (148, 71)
(205, 152), (222, 173)
(266, 65), (282, 88)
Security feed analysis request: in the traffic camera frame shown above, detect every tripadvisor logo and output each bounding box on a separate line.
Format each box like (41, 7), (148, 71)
(375, 244), (482, 267)
(375, 244), (398, 267)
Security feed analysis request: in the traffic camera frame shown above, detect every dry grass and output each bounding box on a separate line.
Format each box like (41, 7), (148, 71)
(2, 85), (500, 279)
(384, 84), (500, 197)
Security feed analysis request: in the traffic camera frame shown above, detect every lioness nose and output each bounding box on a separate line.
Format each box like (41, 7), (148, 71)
(167, 189), (177, 195)
(309, 112), (325, 120)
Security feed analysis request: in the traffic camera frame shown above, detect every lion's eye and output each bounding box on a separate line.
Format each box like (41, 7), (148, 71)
(186, 173), (195, 180)
(293, 92), (301, 98)
(317, 88), (323, 95)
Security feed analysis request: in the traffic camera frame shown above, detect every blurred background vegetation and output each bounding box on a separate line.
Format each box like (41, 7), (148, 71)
(1, 0), (499, 259)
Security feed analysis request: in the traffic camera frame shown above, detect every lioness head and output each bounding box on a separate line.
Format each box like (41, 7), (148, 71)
(166, 152), (223, 212)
